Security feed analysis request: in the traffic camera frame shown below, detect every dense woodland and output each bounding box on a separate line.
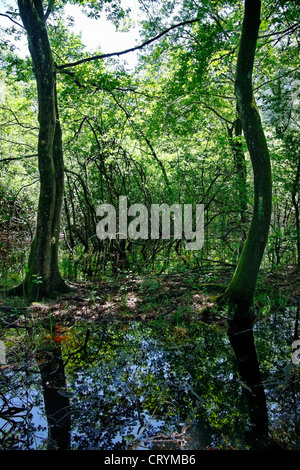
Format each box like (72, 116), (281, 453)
(0, 0), (299, 452)
(0, 0), (299, 296)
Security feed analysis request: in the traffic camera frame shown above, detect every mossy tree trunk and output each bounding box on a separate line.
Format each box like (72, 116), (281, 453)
(15, 0), (70, 301)
(227, 109), (248, 226)
(220, 1), (273, 444)
(291, 153), (300, 268)
(221, 0), (272, 316)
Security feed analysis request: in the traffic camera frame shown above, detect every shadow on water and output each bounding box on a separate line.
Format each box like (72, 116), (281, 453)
(0, 305), (299, 450)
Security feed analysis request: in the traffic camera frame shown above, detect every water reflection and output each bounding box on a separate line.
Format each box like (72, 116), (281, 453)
(227, 313), (272, 448)
(39, 346), (71, 449)
(0, 310), (299, 450)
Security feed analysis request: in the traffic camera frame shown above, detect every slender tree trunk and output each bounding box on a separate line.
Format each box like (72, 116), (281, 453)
(221, 0), (272, 315)
(227, 108), (248, 253)
(228, 109), (248, 225)
(291, 153), (300, 268)
(220, 2), (273, 446)
(14, 0), (70, 301)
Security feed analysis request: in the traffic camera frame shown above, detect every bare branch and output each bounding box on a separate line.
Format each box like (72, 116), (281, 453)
(0, 12), (23, 28)
(57, 18), (201, 71)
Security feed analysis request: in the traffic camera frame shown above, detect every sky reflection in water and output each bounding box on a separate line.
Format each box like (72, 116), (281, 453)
(0, 309), (299, 450)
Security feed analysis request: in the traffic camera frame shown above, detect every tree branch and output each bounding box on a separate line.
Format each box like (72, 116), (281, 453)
(56, 18), (201, 70)
(0, 154), (38, 164)
(193, 102), (233, 125)
(44, 0), (56, 21)
(0, 12), (24, 28)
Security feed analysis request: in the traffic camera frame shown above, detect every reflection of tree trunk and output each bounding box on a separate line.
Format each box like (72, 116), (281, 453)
(228, 316), (268, 443)
(228, 316), (284, 449)
(39, 347), (71, 450)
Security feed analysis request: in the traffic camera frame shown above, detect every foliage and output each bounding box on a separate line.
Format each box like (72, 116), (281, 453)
(0, 0), (299, 281)
(0, 0), (299, 449)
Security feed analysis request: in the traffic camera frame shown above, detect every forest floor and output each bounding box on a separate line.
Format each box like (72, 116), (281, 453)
(1, 263), (299, 329)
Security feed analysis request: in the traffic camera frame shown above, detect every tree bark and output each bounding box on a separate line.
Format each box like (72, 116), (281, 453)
(220, 0), (272, 315)
(291, 153), (300, 268)
(13, 0), (70, 301)
(227, 109), (248, 226)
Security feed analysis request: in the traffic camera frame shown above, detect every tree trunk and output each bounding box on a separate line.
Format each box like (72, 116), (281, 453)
(291, 153), (300, 268)
(14, 0), (70, 301)
(219, 2), (274, 445)
(228, 109), (248, 226)
(221, 0), (272, 315)
(227, 108), (248, 254)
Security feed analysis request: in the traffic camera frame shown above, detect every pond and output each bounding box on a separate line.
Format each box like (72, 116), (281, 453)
(0, 306), (299, 451)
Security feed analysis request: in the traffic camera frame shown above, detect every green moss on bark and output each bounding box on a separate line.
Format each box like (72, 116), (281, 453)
(220, 0), (272, 315)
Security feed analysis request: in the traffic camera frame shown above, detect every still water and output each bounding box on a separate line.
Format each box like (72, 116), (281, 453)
(0, 307), (299, 450)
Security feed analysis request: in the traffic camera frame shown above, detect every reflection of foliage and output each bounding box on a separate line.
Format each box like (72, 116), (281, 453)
(61, 321), (249, 449)
(254, 306), (300, 448)
(0, 313), (299, 450)
(0, 367), (47, 450)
